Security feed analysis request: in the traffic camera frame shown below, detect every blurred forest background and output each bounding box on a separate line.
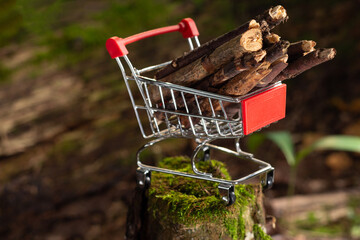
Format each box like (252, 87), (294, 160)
(0, 0), (359, 239)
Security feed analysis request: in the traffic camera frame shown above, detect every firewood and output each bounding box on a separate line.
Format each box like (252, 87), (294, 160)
(150, 28), (263, 104)
(155, 5), (288, 80)
(209, 50), (267, 87)
(218, 61), (272, 96)
(263, 32), (281, 47)
(156, 28), (263, 87)
(255, 5), (288, 30)
(256, 55), (288, 87)
(216, 40), (289, 96)
(271, 48), (336, 82)
(184, 40), (288, 93)
(263, 40), (290, 63)
(172, 41), (290, 123)
(287, 40), (316, 62)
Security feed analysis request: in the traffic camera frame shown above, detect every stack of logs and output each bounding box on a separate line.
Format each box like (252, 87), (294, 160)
(151, 5), (336, 126)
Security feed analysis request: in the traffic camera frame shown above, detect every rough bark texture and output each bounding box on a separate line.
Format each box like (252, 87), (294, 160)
(209, 50), (266, 87)
(218, 61), (271, 96)
(256, 55), (288, 87)
(157, 28), (263, 87)
(149, 28), (263, 104)
(272, 48), (336, 82)
(263, 40), (290, 63)
(155, 5), (288, 80)
(287, 40), (316, 62)
(125, 156), (270, 240)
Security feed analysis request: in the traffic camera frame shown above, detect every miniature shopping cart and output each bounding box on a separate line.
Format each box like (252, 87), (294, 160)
(106, 18), (286, 205)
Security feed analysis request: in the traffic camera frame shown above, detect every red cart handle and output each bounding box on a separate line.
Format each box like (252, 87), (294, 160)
(106, 18), (199, 58)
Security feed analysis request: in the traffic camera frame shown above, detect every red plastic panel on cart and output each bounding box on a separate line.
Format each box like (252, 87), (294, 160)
(242, 84), (286, 135)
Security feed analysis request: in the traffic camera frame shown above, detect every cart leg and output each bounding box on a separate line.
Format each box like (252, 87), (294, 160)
(262, 170), (274, 190)
(201, 146), (211, 161)
(136, 168), (151, 189)
(218, 184), (236, 206)
(235, 138), (254, 159)
(191, 141), (213, 177)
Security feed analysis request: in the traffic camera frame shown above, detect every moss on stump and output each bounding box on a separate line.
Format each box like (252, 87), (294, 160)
(128, 156), (272, 240)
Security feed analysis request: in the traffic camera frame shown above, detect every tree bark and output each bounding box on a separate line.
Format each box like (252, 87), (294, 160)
(272, 48), (336, 82)
(152, 40), (290, 125)
(156, 28), (263, 87)
(125, 156), (270, 240)
(287, 40), (316, 62)
(218, 61), (272, 96)
(155, 5), (288, 80)
(209, 50), (266, 87)
(149, 28), (263, 104)
(216, 39), (291, 97)
(256, 55), (288, 87)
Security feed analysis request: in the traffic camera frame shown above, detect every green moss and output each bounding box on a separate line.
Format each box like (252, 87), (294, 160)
(237, 212), (246, 239)
(148, 156), (259, 239)
(253, 224), (272, 240)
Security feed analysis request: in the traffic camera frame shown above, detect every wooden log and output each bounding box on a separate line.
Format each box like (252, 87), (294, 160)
(287, 40), (316, 62)
(149, 28), (263, 105)
(156, 28), (263, 87)
(194, 40), (289, 94)
(218, 61), (271, 96)
(256, 55), (288, 87)
(155, 5), (288, 80)
(271, 48), (336, 82)
(125, 156), (271, 240)
(263, 40), (290, 63)
(209, 50), (267, 87)
(255, 5), (288, 31)
(163, 41), (290, 126)
(263, 32), (281, 47)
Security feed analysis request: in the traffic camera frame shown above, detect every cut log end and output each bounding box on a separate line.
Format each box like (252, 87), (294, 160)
(251, 49), (267, 63)
(265, 33), (281, 44)
(240, 28), (263, 51)
(249, 19), (260, 29)
(319, 48), (336, 60)
(269, 5), (288, 22)
(302, 40), (317, 52)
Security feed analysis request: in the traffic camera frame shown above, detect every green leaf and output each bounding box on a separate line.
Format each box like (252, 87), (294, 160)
(312, 135), (360, 152)
(297, 135), (360, 163)
(246, 133), (266, 153)
(266, 131), (296, 167)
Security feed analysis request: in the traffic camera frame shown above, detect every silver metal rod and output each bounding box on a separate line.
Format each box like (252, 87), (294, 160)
(191, 139), (213, 177)
(137, 60), (172, 74)
(131, 75), (239, 103)
(135, 105), (235, 123)
(136, 138), (274, 185)
(194, 36), (201, 48)
(187, 38), (194, 50)
(116, 57), (149, 138)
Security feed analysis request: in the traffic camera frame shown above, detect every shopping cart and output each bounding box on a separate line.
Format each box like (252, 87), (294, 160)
(106, 18), (286, 205)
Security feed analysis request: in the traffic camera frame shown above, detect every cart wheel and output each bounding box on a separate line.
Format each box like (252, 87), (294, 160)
(201, 146), (210, 161)
(262, 170), (274, 190)
(227, 190), (236, 206)
(218, 184), (236, 206)
(136, 169), (151, 189)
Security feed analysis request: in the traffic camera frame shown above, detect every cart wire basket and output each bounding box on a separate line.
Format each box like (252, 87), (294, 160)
(106, 18), (287, 205)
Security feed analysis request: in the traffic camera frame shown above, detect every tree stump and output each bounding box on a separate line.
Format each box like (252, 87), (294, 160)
(125, 156), (271, 240)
